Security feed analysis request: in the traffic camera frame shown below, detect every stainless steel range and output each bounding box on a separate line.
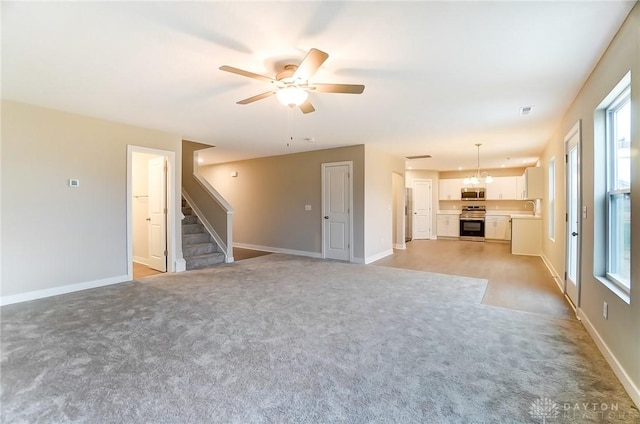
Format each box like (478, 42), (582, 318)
(460, 205), (486, 241)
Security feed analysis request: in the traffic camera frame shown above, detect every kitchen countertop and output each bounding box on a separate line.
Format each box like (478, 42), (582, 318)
(510, 214), (542, 220)
(437, 210), (541, 218)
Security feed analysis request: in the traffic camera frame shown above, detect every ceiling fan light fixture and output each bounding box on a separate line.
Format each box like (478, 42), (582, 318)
(276, 87), (308, 107)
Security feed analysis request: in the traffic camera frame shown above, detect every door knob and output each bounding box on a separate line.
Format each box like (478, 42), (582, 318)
(324, 216), (329, 219)
(146, 218), (151, 221)
(571, 231), (578, 236)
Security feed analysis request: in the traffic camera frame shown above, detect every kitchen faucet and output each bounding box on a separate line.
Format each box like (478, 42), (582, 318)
(524, 200), (536, 215)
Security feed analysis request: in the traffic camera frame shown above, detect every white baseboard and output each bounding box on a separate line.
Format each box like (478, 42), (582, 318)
(174, 258), (187, 272)
(133, 256), (149, 266)
(0, 275), (129, 306)
(234, 243), (322, 259)
(365, 249), (394, 264)
(394, 243), (406, 250)
(578, 309), (640, 409)
(540, 253), (564, 292)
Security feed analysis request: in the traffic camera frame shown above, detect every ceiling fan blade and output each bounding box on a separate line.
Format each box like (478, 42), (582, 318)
(293, 48), (329, 81)
(219, 65), (276, 84)
(312, 83), (365, 94)
(236, 91), (275, 105)
(299, 100), (315, 114)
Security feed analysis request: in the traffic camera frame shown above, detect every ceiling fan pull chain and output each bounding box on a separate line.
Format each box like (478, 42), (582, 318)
(286, 107), (293, 147)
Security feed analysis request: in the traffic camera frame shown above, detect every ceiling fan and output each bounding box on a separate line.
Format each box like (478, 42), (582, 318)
(219, 48), (365, 114)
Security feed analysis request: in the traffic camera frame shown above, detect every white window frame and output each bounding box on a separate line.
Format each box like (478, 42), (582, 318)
(548, 157), (555, 241)
(605, 86), (631, 293)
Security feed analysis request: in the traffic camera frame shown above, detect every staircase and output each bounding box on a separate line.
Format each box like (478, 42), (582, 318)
(182, 198), (225, 270)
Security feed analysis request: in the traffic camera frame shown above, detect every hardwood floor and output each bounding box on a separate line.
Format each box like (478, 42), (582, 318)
(374, 239), (575, 319)
(233, 247), (272, 261)
(133, 262), (162, 279)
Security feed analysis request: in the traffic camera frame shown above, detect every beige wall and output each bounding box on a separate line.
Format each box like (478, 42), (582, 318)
(1, 101), (182, 299)
(199, 145), (366, 260)
(540, 4), (639, 403)
(364, 146), (405, 261)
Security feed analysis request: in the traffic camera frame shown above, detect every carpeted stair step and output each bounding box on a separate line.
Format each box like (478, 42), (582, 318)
(181, 196), (225, 270)
(182, 214), (199, 225)
(182, 223), (205, 235)
(183, 242), (217, 257)
(183, 232), (212, 245)
(186, 252), (225, 269)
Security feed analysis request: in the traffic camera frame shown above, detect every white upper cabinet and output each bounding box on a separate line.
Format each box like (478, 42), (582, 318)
(486, 176), (518, 200)
(438, 178), (463, 200)
(522, 167), (544, 199)
(516, 175), (526, 199)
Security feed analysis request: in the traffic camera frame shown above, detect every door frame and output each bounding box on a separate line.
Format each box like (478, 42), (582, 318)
(412, 179), (432, 240)
(147, 156), (168, 272)
(564, 120), (581, 308)
(127, 145), (178, 279)
(321, 161), (354, 262)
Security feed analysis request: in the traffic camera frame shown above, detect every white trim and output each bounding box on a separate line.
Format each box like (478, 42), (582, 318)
(364, 249), (394, 264)
(193, 152), (234, 212)
(564, 121), (582, 307)
(411, 179), (433, 240)
(127, 146), (179, 280)
(133, 257), (149, 266)
(394, 243), (406, 250)
(321, 161), (354, 262)
(191, 152), (234, 262)
(351, 257), (366, 264)
(234, 242), (322, 259)
(0, 275), (129, 306)
(540, 254), (564, 292)
(578, 309), (640, 409)
(174, 257), (187, 272)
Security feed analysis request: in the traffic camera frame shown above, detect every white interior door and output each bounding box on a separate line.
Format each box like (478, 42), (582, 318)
(412, 179), (432, 240)
(565, 123), (580, 306)
(148, 156), (167, 272)
(323, 163), (351, 261)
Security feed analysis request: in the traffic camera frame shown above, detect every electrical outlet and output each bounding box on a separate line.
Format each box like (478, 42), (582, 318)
(603, 302), (608, 319)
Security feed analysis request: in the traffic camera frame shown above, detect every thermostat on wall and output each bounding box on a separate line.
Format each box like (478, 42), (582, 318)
(68, 179), (80, 187)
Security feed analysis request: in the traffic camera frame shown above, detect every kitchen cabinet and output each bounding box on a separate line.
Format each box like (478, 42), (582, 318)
(515, 175), (526, 200)
(436, 214), (460, 238)
(511, 217), (542, 255)
(438, 179), (463, 200)
(485, 215), (511, 241)
(486, 176), (518, 200)
(522, 167), (544, 199)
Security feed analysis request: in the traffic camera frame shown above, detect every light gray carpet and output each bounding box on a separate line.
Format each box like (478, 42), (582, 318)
(1, 254), (638, 423)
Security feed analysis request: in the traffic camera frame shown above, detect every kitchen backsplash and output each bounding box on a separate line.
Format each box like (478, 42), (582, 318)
(439, 200), (537, 213)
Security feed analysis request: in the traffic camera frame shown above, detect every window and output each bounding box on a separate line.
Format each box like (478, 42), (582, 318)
(605, 86), (631, 292)
(548, 157), (555, 240)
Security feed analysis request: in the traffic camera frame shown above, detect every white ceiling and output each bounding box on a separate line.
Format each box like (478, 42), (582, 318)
(2, 1), (635, 171)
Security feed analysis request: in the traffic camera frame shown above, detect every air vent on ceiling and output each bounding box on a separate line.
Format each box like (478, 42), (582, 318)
(519, 106), (533, 115)
(406, 154), (432, 159)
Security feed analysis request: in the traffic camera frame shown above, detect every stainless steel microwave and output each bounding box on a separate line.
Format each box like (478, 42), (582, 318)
(461, 187), (485, 201)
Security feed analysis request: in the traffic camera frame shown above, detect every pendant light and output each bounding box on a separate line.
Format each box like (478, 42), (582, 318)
(463, 143), (493, 185)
